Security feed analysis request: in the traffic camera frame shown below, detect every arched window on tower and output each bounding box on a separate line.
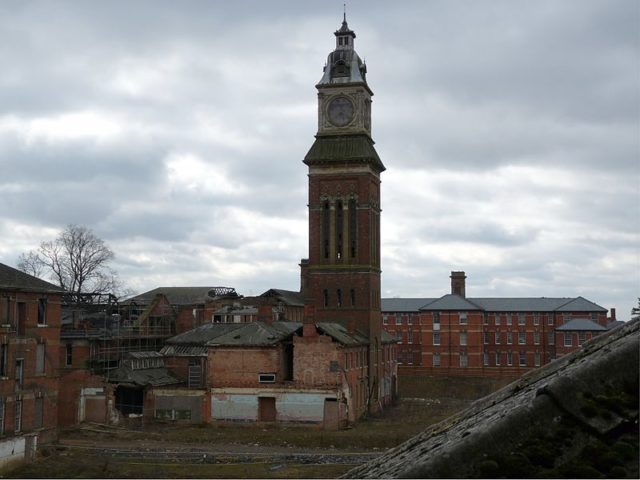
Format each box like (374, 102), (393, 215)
(349, 198), (357, 258)
(322, 201), (330, 259)
(337, 289), (342, 307)
(336, 200), (343, 260)
(323, 289), (329, 308)
(350, 288), (356, 307)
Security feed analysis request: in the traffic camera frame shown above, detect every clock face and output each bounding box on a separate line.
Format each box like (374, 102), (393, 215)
(327, 96), (354, 127)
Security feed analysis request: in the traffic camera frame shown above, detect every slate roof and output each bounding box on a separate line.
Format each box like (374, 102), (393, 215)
(382, 295), (607, 313)
(206, 321), (301, 347)
(421, 294), (482, 311)
(127, 287), (233, 306)
(304, 134), (385, 173)
(164, 323), (244, 345)
(317, 322), (369, 346)
(556, 318), (607, 331)
(260, 289), (305, 307)
(345, 319), (640, 479)
(381, 298), (434, 312)
(0, 262), (65, 293)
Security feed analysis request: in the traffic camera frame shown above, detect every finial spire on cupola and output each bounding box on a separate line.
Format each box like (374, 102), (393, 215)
(335, 5), (355, 50)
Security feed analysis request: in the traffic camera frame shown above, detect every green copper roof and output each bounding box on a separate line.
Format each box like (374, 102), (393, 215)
(303, 134), (385, 172)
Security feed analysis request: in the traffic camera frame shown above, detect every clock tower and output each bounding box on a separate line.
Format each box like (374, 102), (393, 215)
(302, 15), (385, 405)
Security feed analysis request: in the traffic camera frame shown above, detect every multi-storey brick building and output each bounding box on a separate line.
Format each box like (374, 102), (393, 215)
(0, 263), (63, 469)
(383, 272), (609, 378)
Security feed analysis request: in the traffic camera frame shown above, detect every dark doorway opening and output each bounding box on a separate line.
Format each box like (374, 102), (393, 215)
(115, 386), (143, 416)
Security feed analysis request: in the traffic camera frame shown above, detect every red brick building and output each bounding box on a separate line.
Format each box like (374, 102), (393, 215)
(383, 272), (609, 378)
(0, 263), (63, 469)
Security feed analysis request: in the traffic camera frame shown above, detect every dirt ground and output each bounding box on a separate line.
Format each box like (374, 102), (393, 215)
(7, 397), (470, 479)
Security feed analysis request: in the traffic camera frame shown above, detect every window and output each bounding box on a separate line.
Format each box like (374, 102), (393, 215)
(518, 313), (525, 326)
(519, 352), (527, 367)
(323, 289), (329, 307)
(0, 399), (4, 434)
(495, 351), (501, 366)
(349, 198), (357, 258)
(396, 331), (403, 343)
(459, 352), (468, 368)
(533, 313), (540, 326)
(483, 314), (488, 326)
(506, 313), (512, 326)
(36, 343), (45, 375)
(34, 397), (43, 429)
(37, 298), (47, 325)
(1, 296), (10, 325)
(395, 314), (402, 325)
(518, 332), (526, 345)
(397, 351), (403, 364)
(15, 359), (24, 387)
(66, 344), (73, 367)
(14, 400), (22, 433)
(507, 352), (513, 366)
(507, 331), (513, 344)
(433, 312), (440, 326)
(563, 314), (572, 324)
(547, 332), (555, 345)
(433, 332), (441, 346)
(533, 331), (540, 345)
(322, 201), (330, 259)
(336, 200), (344, 260)
(259, 373), (276, 383)
(407, 330), (413, 344)
(407, 351), (414, 365)
(547, 314), (554, 325)
(459, 312), (467, 325)
(460, 332), (467, 346)
(383, 315), (388, 325)
(432, 352), (440, 367)
(578, 332), (586, 345)
(495, 332), (501, 344)
(336, 289), (342, 307)
(350, 289), (355, 307)
(0, 343), (7, 376)
(17, 302), (26, 335)
(494, 314), (501, 326)
(534, 352), (541, 367)
(591, 312), (597, 321)
(564, 332), (572, 347)
(483, 352), (489, 366)
(408, 315), (413, 325)
(483, 331), (489, 344)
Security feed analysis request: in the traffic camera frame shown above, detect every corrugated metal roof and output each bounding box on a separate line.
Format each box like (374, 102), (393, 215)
(382, 298), (434, 312)
(108, 367), (180, 387)
(556, 318), (608, 331)
(126, 351), (163, 359)
(160, 344), (208, 357)
(0, 262), (65, 293)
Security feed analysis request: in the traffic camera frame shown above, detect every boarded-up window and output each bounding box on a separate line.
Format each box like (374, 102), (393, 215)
(34, 397), (43, 429)
(188, 360), (202, 388)
(36, 344), (45, 375)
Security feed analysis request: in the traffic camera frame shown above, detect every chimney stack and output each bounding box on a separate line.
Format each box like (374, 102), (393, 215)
(450, 271), (467, 297)
(258, 304), (273, 325)
(610, 308), (616, 321)
(303, 304), (317, 337)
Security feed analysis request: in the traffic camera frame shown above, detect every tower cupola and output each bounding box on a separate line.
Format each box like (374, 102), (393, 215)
(318, 14), (367, 85)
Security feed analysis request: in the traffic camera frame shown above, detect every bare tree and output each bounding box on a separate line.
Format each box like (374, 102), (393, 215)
(18, 224), (122, 301)
(16, 251), (45, 278)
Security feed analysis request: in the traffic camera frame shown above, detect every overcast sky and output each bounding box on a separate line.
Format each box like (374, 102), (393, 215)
(1, 0), (638, 319)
